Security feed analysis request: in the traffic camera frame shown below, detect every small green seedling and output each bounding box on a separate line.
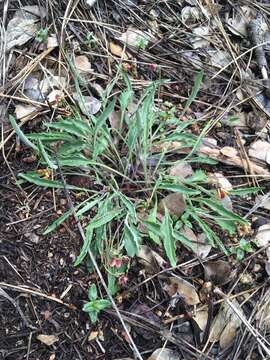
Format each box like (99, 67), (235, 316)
(135, 36), (148, 50)
(231, 238), (253, 261)
(36, 28), (48, 43)
(83, 284), (111, 323)
(85, 32), (97, 47)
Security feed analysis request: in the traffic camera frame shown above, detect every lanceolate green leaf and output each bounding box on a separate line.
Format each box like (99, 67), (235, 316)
(182, 70), (203, 115)
(18, 172), (82, 190)
(27, 132), (74, 141)
(57, 140), (86, 156)
(190, 211), (228, 254)
(183, 170), (208, 184)
(159, 183), (200, 195)
(47, 119), (88, 138)
(43, 208), (73, 235)
(88, 284), (97, 301)
(201, 199), (247, 224)
(146, 202), (161, 245)
(9, 115), (38, 150)
(124, 217), (141, 257)
(119, 89), (134, 114)
(117, 192), (137, 221)
(58, 156), (91, 167)
(143, 220), (161, 236)
(173, 230), (197, 251)
(76, 197), (102, 217)
(96, 98), (116, 129)
(108, 273), (118, 296)
(90, 209), (123, 230)
(215, 218), (237, 236)
(75, 208), (122, 266)
(43, 196), (102, 235)
(37, 139), (57, 169)
(229, 187), (262, 196)
(74, 225), (93, 266)
(161, 208), (177, 267)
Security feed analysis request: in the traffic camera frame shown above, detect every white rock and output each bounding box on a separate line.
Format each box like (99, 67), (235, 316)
(254, 224), (270, 247)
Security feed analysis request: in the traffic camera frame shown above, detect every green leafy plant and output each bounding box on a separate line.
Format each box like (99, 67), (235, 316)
(231, 239), (254, 261)
(85, 31), (97, 47)
(11, 69), (253, 304)
(135, 36), (149, 50)
(83, 284), (111, 323)
(36, 28), (48, 43)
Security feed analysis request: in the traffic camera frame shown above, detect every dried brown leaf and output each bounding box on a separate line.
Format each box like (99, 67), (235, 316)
(74, 55), (92, 73)
(109, 111), (121, 131)
(195, 233), (212, 259)
(193, 308), (209, 331)
(137, 245), (165, 273)
(256, 293), (270, 328)
(169, 162), (193, 179)
(181, 6), (201, 24)
(209, 300), (243, 348)
(164, 277), (200, 305)
(118, 27), (149, 48)
(73, 94), (101, 115)
(6, 17), (38, 52)
(158, 193), (186, 217)
(180, 226), (197, 243)
(207, 49), (231, 68)
(208, 172), (232, 191)
(47, 34), (58, 49)
(15, 5), (46, 19)
(190, 26), (210, 49)
(227, 6), (255, 37)
(37, 334), (59, 346)
(47, 90), (64, 104)
(39, 75), (66, 95)
(220, 146), (238, 158)
(15, 104), (37, 119)
(88, 331), (99, 341)
(204, 260), (232, 285)
(109, 42), (128, 60)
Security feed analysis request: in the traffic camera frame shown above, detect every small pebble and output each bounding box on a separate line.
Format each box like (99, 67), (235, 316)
(240, 273), (253, 284)
(253, 264), (261, 272)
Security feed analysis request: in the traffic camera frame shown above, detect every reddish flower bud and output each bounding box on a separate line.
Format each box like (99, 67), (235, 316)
(148, 63), (157, 72)
(122, 256), (129, 264)
(118, 275), (128, 286)
(110, 257), (122, 268)
(122, 63), (133, 71)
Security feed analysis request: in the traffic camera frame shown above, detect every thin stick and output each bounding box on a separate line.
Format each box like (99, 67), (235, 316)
(0, 282), (72, 308)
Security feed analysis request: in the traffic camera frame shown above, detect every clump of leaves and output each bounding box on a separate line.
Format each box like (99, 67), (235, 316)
(231, 238), (254, 261)
(83, 284), (111, 323)
(85, 31), (98, 47)
(135, 36), (149, 50)
(11, 69), (253, 299)
(36, 28), (48, 43)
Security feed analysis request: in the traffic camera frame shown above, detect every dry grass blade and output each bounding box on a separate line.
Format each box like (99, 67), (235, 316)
(0, 20), (6, 86)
